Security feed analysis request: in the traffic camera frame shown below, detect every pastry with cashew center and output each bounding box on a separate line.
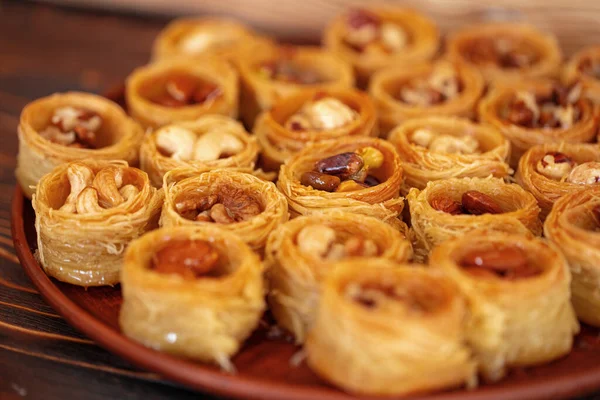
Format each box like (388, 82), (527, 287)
(32, 161), (163, 286)
(140, 115), (261, 187)
(369, 60), (484, 135)
(16, 92), (144, 198)
(430, 231), (578, 381)
(119, 226), (265, 370)
(479, 80), (598, 167)
(563, 45), (600, 103)
(265, 212), (412, 342)
(323, 7), (439, 87)
(305, 261), (476, 395)
(388, 116), (511, 192)
(160, 168), (288, 251)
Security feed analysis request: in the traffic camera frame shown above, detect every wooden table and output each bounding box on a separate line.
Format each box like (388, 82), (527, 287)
(0, 2), (598, 399)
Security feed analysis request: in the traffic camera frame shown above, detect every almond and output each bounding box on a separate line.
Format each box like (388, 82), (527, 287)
(430, 196), (463, 215)
(461, 190), (503, 215)
(152, 239), (219, 279)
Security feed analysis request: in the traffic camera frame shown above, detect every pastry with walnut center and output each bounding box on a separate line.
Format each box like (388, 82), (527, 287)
(516, 143), (600, 219)
(238, 45), (354, 127)
(479, 79), (598, 166)
(446, 23), (562, 83)
(265, 212), (412, 342)
(160, 168), (288, 251)
(388, 116), (511, 192)
(430, 231), (578, 381)
(16, 92), (144, 199)
(140, 115), (260, 187)
(32, 161), (163, 286)
(305, 261), (475, 395)
(119, 226), (265, 370)
(369, 60), (484, 135)
(563, 45), (600, 103)
(254, 88), (378, 171)
(126, 57), (238, 128)
(323, 7), (439, 88)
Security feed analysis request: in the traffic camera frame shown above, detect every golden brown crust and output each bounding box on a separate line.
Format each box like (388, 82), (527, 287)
(305, 261), (476, 395)
(430, 231), (578, 381)
(140, 115), (260, 187)
(516, 143), (600, 220)
(254, 88), (378, 171)
(265, 212), (412, 342)
(238, 45), (354, 127)
(323, 7), (439, 88)
(545, 187), (600, 326)
(478, 80), (598, 167)
(16, 92), (144, 199)
(563, 45), (600, 103)
(277, 137), (404, 227)
(119, 225), (265, 369)
(446, 23), (562, 83)
(388, 116), (511, 192)
(369, 61), (484, 135)
(160, 168), (289, 252)
(125, 58), (238, 128)
(32, 160), (163, 286)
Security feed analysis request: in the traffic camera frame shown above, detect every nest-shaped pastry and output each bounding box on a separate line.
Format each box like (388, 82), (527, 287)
(323, 7), (439, 88)
(563, 46), (600, 103)
(160, 168), (288, 251)
(16, 92), (144, 199)
(388, 116), (511, 192)
(430, 230), (579, 381)
(478, 79), (598, 166)
(254, 88), (378, 171)
(151, 17), (274, 63)
(516, 143), (600, 220)
(446, 23), (562, 83)
(407, 177), (541, 260)
(369, 60), (484, 135)
(265, 212), (412, 343)
(237, 45), (354, 127)
(119, 225), (265, 370)
(305, 261), (476, 396)
(140, 115), (260, 187)
(545, 186), (600, 326)
(32, 160), (163, 286)
(277, 137), (404, 227)
(126, 57), (238, 128)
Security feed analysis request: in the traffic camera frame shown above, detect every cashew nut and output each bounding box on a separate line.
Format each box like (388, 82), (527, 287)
(297, 224), (336, 258)
(428, 135), (479, 154)
(156, 126), (196, 161)
(92, 166), (125, 208)
(76, 187), (105, 214)
(119, 184), (140, 202)
(380, 22), (407, 52)
(59, 164), (95, 213)
(193, 129), (244, 161)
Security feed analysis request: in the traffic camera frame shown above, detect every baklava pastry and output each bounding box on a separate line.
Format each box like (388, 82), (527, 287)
(140, 115), (260, 187)
(160, 168), (288, 251)
(254, 88), (377, 171)
(479, 80), (598, 166)
(446, 23), (562, 83)
(120, 225), (265, 369)
(369, 60), (484, 135)
(306, 261), (476, 395)
(563, 46), (600, 103)
(238, 45), (354, 127)
(16, 92), (144, 198)
(407, 177), (541, 259)
(151, 17), (273, 63)
(388, 116), (511, 191)
(545, 187), (600, 326)
(323, 7), (439, 88)
(277, 137), (404, 227)
(265, 212), (412, 342)
(516, 143), (600, 220)
(32, 160), (163, 286)
(430, 231), (578, 381)
(126, 58), (238, 128)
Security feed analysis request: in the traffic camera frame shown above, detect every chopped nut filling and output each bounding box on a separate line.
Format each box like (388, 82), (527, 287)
(300, 146), (384, 192)
(463, 36), (538, 69)
(156, 126), (243, 161)
(151, 239), (220, 280)
(175, 186), (262, 224)
(411, 128), (479, 155)
(39, 106), (102, 149)
(505, 83), (582, 129)
(148, 72), (222, 107)
(397, 63), (462, 106)
(430, 190), (503, 215)
(284, 94), (358, 131)
(460, 246), (541, 280)
(296, 224), (378, 260)
(343, 9), (408, 54)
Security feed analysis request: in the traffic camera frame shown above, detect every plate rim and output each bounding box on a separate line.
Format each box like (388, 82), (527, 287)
(11, 184), (600, 400)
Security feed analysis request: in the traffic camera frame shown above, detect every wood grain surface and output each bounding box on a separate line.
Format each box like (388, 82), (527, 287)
(1, 1), (600, 400)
